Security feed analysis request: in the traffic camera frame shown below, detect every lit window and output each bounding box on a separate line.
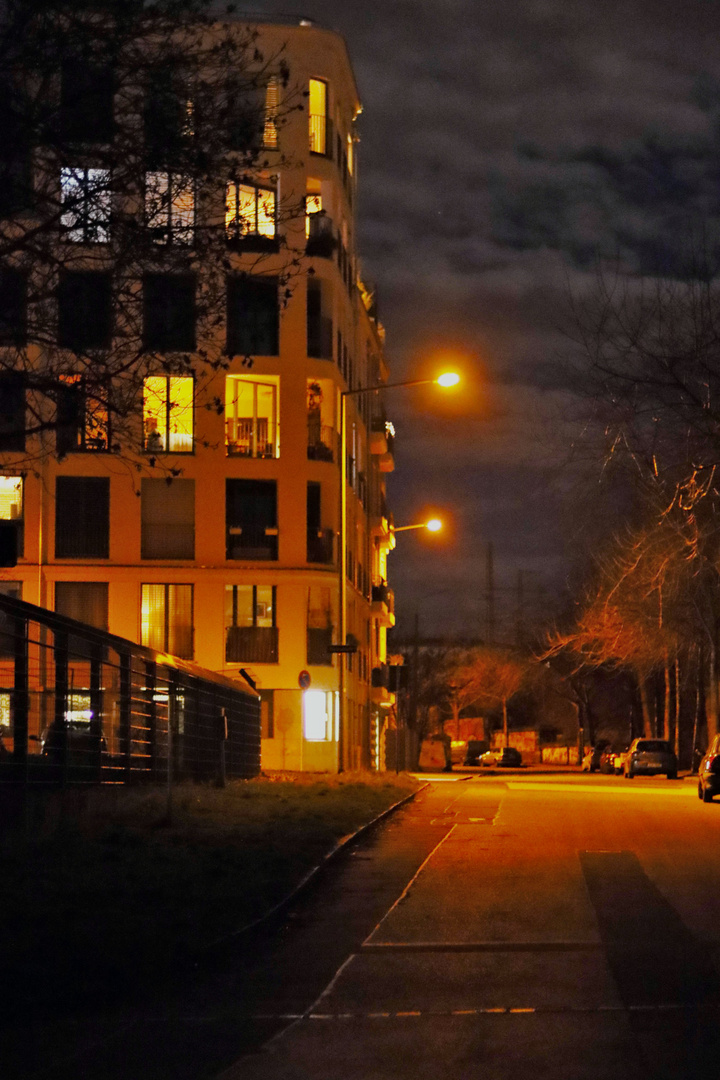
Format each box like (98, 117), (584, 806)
(143, 376), (193, 453)
(0, 476), (22, 528)
(141, 583), (193, 658)
(61, 167), (111, 242)
(346, 132), (354, 175)
(303, 689), (334, 741)
(305, 191), (322, 237)
(263, 76), (279, 149)
(226, 181), (276, 240)
(308, 78), (328, 155)
(225, 376), (278, 458)
(146, 171), (194, 245)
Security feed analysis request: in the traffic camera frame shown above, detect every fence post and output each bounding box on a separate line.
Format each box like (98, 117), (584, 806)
(90, 643), (103, 780)
(218, 706), (228, 787)
(54, 631), (69, 785)
(119, 652), (131, 778)
(145, 661), (158, 779)
(12, 616), (28, 770)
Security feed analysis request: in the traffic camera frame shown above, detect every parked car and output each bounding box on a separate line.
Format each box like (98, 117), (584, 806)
(599, 744), (627, 774)
(463, 740), (489, 766)
(622, 738), (677, 779)
(40, 720), (107, 767)
(581, 741), (609, 773)
(698, 735), (720, 802)
(480, 747), (522, 768)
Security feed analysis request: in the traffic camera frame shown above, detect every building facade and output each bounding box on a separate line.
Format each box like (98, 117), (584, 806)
(0, 14), (396, 772)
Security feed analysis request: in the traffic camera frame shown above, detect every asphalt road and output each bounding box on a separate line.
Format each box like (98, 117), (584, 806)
(224, 771), (720, 1080)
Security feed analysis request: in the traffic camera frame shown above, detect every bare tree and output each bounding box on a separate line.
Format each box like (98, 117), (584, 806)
(0, 0), (302, 466)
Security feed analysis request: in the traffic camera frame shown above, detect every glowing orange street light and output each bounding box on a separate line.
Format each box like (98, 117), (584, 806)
(393, 518), (443, 534)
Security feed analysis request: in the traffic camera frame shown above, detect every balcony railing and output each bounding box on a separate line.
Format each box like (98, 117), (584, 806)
(306, 213), (335, 258)
(225, 625), (278, 664)
(307, 423), (336, 462)
(226, 418), (278, 459)
(226, 524), (278, 561)
(307, 528), (334, 564)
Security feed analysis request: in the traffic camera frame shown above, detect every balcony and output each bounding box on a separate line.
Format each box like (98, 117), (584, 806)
(226, 524), (278, 561)
(371, 583), (395, 628)
(379, 432), (395, 473)
(226, 418), (277, 459)
(225, 625), (278, 664)
(371, 664), (395, 707)
(307, 423), (336, 462)
(306, 212), (336, 258)
(307, 626), (333, 665)
(307, 528), (334, 565)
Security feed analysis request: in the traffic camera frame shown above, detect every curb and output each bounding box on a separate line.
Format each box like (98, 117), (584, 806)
(198, 781), (429, 957)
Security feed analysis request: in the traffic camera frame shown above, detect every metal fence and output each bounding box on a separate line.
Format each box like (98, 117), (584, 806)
(0, 592), (261, 787)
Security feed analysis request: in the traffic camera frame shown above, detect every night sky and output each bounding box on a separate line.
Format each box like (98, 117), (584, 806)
(247, 0), (720, 639)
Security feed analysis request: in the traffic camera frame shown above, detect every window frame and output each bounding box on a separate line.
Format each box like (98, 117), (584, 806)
(145, 170), (195, 246)
(142, 375), (194, 454)
(60, 166), (111, 243)
(225, 179), (278, 250)
(308, 78), (329, 156)
(140, 582), (194, 659)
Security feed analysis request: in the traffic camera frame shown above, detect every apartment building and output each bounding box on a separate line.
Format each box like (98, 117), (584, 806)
(0, 13), (396, 772)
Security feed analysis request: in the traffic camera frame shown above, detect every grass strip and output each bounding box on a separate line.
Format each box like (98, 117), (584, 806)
(1, 772), (418, 1017)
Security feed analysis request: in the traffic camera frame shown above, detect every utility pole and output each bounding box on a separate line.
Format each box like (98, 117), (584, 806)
(485, 542), (495, 645)
(515, 570), (524, 648)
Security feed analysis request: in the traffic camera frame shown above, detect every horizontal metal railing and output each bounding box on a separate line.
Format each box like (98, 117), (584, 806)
(0, 593), (260, 787)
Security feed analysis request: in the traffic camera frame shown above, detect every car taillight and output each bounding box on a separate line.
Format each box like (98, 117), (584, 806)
(706, 754), (720, 774)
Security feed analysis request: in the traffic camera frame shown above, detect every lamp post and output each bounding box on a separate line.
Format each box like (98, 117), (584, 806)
(392, 518), (443, 534)
(336, 373), (459, 772)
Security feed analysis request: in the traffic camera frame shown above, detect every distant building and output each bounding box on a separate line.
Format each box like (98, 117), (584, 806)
(0, 14), (396, 771)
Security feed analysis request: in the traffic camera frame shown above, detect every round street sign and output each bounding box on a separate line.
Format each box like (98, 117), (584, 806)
(298, 670), (311, 689)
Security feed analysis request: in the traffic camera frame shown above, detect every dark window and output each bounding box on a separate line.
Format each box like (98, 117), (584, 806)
(55, 476), (109, 558)
(0, 373), (25, 451)
(141, 478), (195, 559)
(58, 272), (112, 350)
(226, 479), (277, 560)
(307, 278), (332, 359)
(0, 86), (32, 215)
(307, 585), (333, 666)
(307, 481), (321, 533)
(56, 377), (109, 455)
(226, 276), (279, 356)
(0, 268), (27, 346)
(306, 481), (333, 563)
(55, 581), (108, 629)
(143, 274), (196, 352)
(54, 580), (108, 659)
(144, 71), (191, 167)
(0, 581), (21, 657)
(224, 584), (278, 663)
(60, 60), (114, 142)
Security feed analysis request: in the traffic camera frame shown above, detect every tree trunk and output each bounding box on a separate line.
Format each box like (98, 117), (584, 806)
(663, 654), (671, 742)
(673, 657), (680, 759)
(709, 619), (719, 743)
(638, 676), (653, 738)
(502, 697), (509, 747)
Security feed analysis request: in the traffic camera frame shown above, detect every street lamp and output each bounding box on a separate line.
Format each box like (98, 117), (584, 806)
(392, 518), (443, 534)
(336, 372), (459, 772)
